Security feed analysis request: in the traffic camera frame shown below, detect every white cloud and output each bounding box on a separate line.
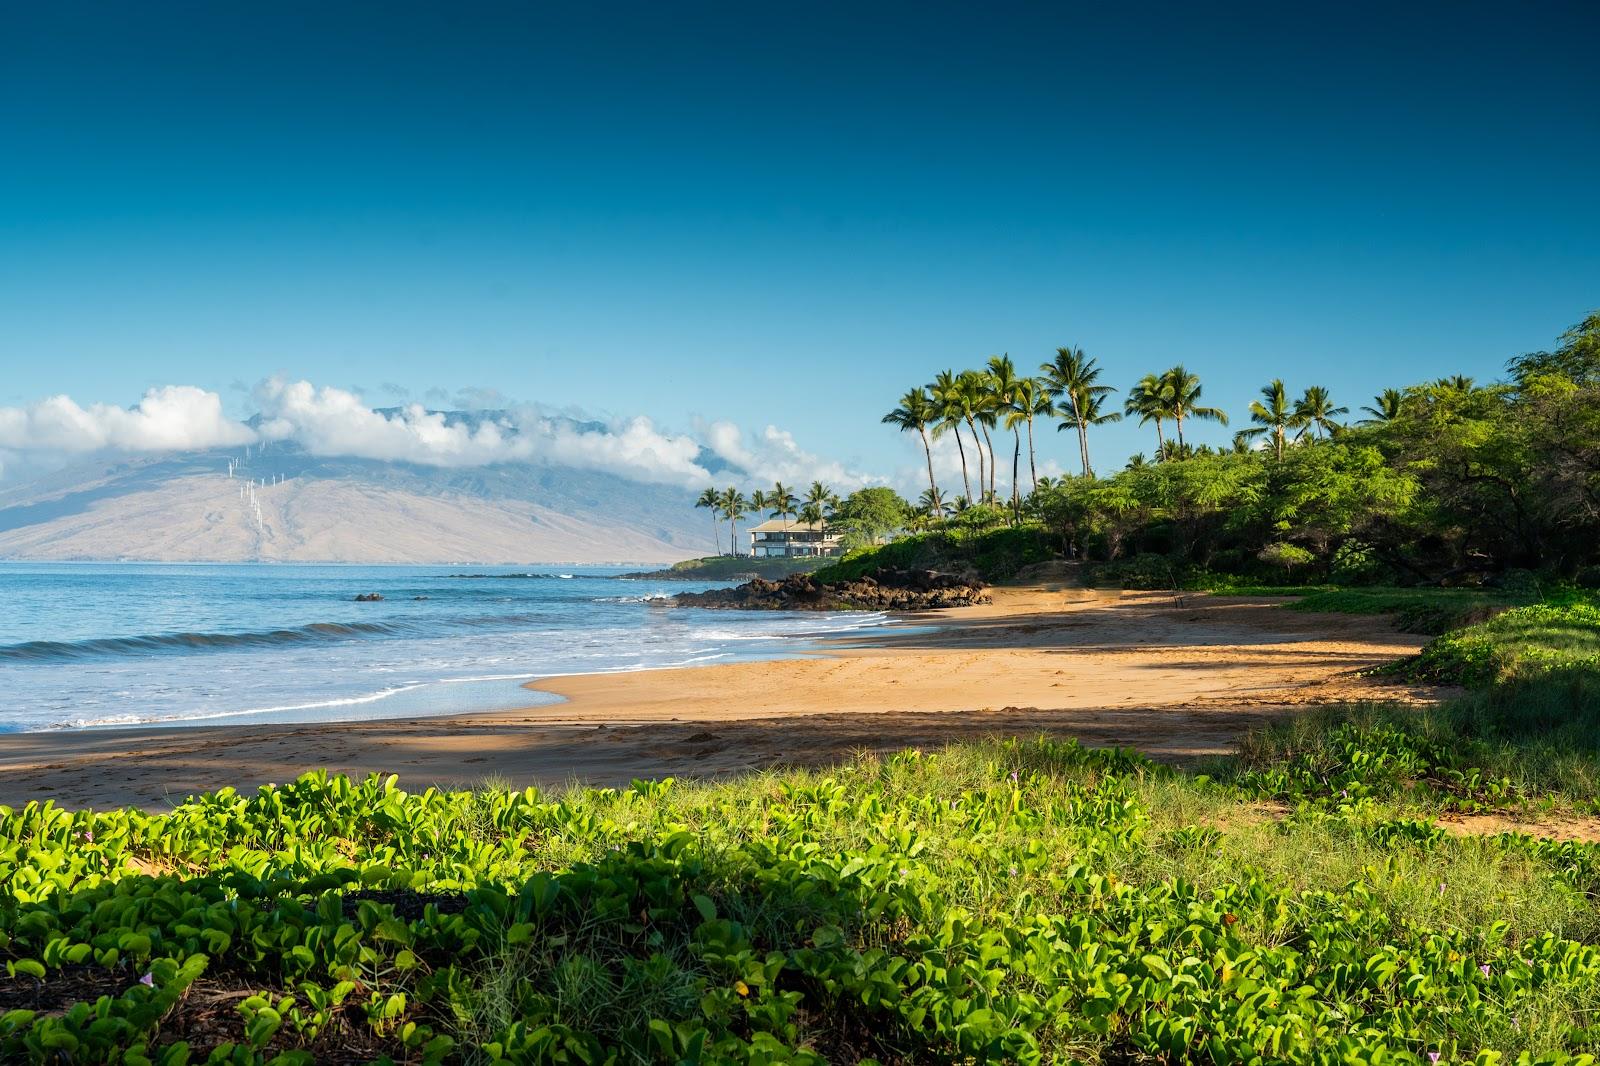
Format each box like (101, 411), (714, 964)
(699, 421), (878, 491)
(0, 386), (255, 455)
(0, 378), (884, 493)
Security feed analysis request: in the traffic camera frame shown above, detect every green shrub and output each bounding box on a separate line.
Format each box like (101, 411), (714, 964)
(9, 739), (1600, 1063)
(1409, 604), (1600, 684)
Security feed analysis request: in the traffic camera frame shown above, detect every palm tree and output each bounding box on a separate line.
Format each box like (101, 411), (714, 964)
(797, 493), (832, 554)
(987, 356), (1025, 507)
(917, 485), (950, 519)
(801, 480), (838, 552)
(1041, 346), (1118, 478)
(1007, 379), (1053, 493)
(1072, 388), (1121, 477)
(1359, 388), (1405, 425)
(1241, 379), (1303, 459)
(695, 487), (723, 555)
(1159, 365), (1228, 449)
(720, 488), (748, 557)
(957, 369), (994, 501)
(1294, 385), (1348, 441)
(767, 482), (797, 520)
(1124, 374), (1171, 458)
(882, 388), (940, 499)
(1435, 374), (1476, 392)
(766, 481), (799, 556)
(930, 369), (974, 502)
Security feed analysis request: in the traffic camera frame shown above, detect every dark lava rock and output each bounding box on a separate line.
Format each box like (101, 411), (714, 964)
(673, 568), (989, 612)
(354, 592), (384, 602)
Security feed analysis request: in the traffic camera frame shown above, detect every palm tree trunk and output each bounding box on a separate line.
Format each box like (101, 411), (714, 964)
(1155, 420), (1166, 459)
(730, 517), (739, 557)
(711, 514), (721, 556)
(980, 425), (997, 501)
(965, 417), (985, 500)
(1011, 428), (1021, 509)
(1069, 392), (1090, 478)
(1175, 411), (1185, 449)
(1025, 416), (1038, 492)
(953, 429), (973, 502)
(918, 427), (937, 499)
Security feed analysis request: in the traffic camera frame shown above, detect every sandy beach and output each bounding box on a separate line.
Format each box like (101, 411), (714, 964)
(0, 583), (1437, 809)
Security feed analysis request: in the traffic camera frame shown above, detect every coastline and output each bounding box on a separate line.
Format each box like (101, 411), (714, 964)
(0, 585), (1437, 809)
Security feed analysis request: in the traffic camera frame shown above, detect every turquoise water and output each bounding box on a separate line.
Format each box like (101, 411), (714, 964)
(0, 563), (885, 732)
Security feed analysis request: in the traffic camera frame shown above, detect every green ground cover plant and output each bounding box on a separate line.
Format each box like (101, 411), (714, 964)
(6, 733), (1600, 1065)
(1409, 606), (1600, 685)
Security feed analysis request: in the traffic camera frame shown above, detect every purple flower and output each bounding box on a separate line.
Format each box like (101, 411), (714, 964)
(1009, 771), (1019, 784)
(1479, 963), (1491, 977)
(1428, 1054), (1440, 1065)
(139, 972), (154, 988)
(1008, 866), (1018, 877)
(1438, 881), (1446, 896)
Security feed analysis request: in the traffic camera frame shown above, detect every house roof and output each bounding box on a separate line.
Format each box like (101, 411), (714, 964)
(746, 519), (832, 534)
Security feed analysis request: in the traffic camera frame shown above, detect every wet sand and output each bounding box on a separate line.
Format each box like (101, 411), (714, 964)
(0, 586), (1437, 809)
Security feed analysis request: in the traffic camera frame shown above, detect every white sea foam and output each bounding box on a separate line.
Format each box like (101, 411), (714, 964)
(1, 562), (885, 732)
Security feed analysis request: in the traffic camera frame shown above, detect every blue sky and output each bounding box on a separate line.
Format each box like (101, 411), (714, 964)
(1, 0), (1596, 487)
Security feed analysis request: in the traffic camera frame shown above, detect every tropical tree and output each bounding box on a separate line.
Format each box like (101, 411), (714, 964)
(1159, 365), (1228, 448)
(1007, 379), (1053, 493)
(987, 355), (1025, 507)
(1041, 346), (1118, 478)
(1294, 386), (1348, 441)
(797, 482), (837, 552)
(829, 487), (913, 545)
(804, 480), (837, 512)
(767, 482), (798, 521)
(1242, 379), (1303, 459)
(882, 387), (940, 500)
(930, 369), (975, 502)
(917, 485), (950, 519)
(695, 487), (724, 555)
(719, 488), (748, 557)
(958, 369), (995, 501)
(1124, 374), (1171, 458)
(1360, 388), (1405, 425)
(1070, 388), (1122, 477)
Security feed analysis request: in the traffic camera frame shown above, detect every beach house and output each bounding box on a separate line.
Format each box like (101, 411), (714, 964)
(746, 519), (844, 558)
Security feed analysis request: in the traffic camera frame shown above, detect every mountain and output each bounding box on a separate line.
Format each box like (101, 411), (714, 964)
(0, 420), (721, 563)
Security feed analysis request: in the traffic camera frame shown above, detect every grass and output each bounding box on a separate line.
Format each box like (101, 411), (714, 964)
(627, 556), (827, 581)
(1410, 604), (1600, 683)
(6, 577), (1600, 1062)
(7, 720), (1600, 1063)
(1218, 676), (1600, 808)
(1183, 582), (1524, 635)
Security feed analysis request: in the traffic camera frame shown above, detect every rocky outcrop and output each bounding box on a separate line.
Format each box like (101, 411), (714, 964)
(673, 569), (989, 612)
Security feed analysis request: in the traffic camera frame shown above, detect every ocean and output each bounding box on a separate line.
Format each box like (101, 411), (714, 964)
(0, 562), (884, 732)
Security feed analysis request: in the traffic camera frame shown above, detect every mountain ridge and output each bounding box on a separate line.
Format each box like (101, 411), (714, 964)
(0, 416), (717, 563)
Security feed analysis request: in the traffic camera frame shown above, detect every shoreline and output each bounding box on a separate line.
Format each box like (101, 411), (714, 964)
(0, 585), (1438, 809)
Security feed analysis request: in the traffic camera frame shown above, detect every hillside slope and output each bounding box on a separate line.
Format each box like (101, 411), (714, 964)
(0, 446), (712, 564)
